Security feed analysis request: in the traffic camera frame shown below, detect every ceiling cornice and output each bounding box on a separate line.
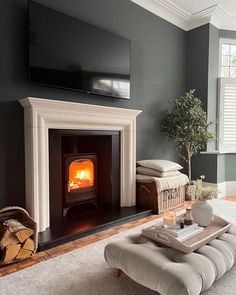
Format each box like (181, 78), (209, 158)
(130, 0), (236, 31)
(130, 0), (189, 30)
(153, 0), (190, 21)
(187, 5), (219, 31)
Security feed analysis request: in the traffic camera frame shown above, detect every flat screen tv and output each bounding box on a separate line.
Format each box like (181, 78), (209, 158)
(28, 1), (131, 99)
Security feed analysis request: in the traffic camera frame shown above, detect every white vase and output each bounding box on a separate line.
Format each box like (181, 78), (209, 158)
(191, 200), (213, 226)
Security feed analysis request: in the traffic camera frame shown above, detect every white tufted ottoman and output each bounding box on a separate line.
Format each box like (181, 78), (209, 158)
(104, 227), (236, 295)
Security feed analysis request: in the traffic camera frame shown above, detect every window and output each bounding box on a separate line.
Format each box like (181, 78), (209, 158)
(218, 39), (236, 152)
(221, 41), (236, 77)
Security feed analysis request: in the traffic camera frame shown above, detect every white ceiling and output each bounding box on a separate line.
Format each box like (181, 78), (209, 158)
(131, 0), (236, 31)
(222, 0), (236, 14)
(172, 0), (236, 15)
(170, 0), (221, 15)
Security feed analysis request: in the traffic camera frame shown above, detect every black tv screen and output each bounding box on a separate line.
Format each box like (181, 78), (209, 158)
(28, 1), (131, 99)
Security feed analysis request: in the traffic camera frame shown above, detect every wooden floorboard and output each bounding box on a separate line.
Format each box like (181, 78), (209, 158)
(225, 196), (236, 202)
(0, 199), (234, 277)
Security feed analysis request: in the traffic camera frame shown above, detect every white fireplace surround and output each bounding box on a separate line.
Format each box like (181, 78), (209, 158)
(20, 97), (142, 232)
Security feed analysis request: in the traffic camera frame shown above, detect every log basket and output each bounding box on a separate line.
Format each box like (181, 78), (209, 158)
(136, 181), (185, 214)
(0, 206), (38, 266)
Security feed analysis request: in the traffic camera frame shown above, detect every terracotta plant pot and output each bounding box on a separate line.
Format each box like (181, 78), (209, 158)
(191, 200), (213, 226)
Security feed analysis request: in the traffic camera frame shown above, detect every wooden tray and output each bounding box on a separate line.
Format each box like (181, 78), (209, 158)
(142, 215), (231, 253)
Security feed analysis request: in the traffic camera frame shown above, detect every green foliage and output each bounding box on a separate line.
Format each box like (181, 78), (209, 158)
(162, 89), (214, 180)
(232, 58), (236, 66)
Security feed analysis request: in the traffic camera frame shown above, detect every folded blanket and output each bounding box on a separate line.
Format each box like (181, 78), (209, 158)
(136, 173), (189, 192)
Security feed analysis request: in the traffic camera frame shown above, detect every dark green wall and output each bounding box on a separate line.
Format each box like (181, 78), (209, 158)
(186, 24), (217, 183)
(219, 29), (236, 39)
(225, 155), (236, 181)
(188, 26), (236, 183)
(186, 24), (209, 111)
(0, 0), (186, 207)
(217, 154), (225, 183)
(208, 25), (219, 151)
(184, 24), (236, 184)
(192, 154), (217, 183)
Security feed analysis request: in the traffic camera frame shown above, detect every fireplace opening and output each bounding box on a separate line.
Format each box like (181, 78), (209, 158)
(49, 129), (121, 225)
(64, 153), (97, 216)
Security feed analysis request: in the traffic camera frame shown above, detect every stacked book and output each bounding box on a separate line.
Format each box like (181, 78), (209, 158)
(142, 222), (204, 243)
(161, 223), (204, 242)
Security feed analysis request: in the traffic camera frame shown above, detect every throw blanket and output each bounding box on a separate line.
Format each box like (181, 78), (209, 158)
(136, 173), (189, 191)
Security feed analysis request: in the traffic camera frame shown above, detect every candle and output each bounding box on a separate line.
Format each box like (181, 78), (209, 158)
(163, 211), (176, 229)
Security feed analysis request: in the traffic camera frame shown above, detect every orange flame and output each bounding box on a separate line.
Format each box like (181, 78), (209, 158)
(68, 159), (94, 191)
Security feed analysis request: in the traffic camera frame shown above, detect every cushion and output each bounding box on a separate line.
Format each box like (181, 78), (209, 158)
(136, 166), (181, 177)
(137, 159), (183, 172)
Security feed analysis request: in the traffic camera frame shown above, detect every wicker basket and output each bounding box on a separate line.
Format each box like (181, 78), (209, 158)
(136, 181), (185, 214)
(0, 206), (38, 266)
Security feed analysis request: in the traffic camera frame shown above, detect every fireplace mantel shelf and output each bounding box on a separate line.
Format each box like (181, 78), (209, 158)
(20, 97), (142, 232)
(20, 97), (141, 119)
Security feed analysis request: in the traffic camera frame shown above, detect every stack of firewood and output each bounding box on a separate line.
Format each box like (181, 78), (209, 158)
(0, 219), (35, 264)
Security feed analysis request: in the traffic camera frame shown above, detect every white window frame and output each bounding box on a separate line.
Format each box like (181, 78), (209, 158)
(216, 39), (236, 153)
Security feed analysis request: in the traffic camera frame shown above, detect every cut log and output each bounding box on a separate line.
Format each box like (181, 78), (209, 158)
(1, 244), (21, 264)
(16, 248), (32, 260)
(0, 224), (20, 248)
(22, 238), (35, 252)
(15, 229), (34, 243)
(1, 234), (19, 247)
(3, 219), (34, 243)
(0, 224), (11, 247)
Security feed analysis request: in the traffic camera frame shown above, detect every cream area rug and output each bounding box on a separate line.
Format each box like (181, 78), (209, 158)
(0, 199), (236, 295)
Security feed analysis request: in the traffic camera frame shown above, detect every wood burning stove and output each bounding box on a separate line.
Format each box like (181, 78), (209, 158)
(63, 153), (97, 216)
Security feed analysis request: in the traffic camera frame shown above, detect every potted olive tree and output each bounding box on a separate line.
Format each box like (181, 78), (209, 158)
(162, 89), (214, 199)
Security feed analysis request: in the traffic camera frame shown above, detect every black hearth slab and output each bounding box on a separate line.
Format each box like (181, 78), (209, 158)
(38, 207), (153, 251)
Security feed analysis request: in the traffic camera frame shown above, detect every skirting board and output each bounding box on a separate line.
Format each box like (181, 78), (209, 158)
(203, 181), (236, 199)
(225, 181), (236, 197)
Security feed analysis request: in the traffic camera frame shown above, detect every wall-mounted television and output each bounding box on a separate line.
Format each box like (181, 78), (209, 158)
(28, 1), (131, 99)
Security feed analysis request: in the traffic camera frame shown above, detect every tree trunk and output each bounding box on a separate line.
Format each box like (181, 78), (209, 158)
(188, 154), (191, 183)
(186, 144), (192, 182)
